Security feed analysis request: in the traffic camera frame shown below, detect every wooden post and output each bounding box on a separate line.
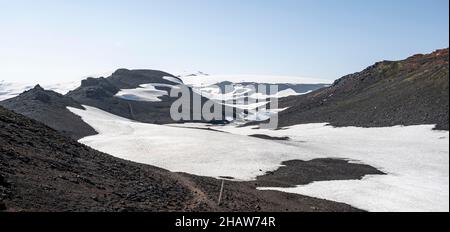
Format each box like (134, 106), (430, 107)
(218, 179), (225, 206)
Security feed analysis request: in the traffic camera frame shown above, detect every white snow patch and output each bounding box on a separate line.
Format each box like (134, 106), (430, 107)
(163, 76), (183, 84)
(191, 84), (300, 119)
(67, 105), (303, 181)
(68, 106), (449, 212)
(114, 83), (179, 102)
(197, 86), (306, 101)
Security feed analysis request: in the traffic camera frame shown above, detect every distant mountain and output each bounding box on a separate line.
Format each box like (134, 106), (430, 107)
(192, 81), (328, 121)
(275, 48), (449, 130)
(178, 73), (332, 87)
(66, 69), (218, 124)
(176, 72), (329, 122)
(210, 81), (327, 96)
(0, 80), (80, 101)
(0, 85), (96, 139)
(178, 71), (210, 77)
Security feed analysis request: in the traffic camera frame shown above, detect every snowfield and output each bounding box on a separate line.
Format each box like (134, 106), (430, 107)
(68, 106), (304, 180)
(193, 84), (306, 102)
(214, 124), (449, 212)
(189, 83), (311, 121)
(69, 106), (449, 212)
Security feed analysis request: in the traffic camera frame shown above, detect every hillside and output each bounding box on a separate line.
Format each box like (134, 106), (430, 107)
(66, 69), (183, 124)
(0, 85), (96, 139)
(66, 69), (232, 124)
(276, 48), (449, 130)
(0, 106), (361, 212)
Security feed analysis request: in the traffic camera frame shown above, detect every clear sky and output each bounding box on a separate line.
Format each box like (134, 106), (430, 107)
(1, 0), (449, 83)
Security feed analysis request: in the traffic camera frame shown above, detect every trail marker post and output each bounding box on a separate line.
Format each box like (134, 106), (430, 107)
(218, 179), (225, 206)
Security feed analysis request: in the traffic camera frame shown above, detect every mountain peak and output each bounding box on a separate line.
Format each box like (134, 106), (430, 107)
(33, 84), (44, 91)
(112, 68), (130, 75)
(10, 84), (76, 106)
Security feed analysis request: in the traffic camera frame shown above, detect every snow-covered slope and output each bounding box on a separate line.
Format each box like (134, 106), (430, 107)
(193, 83), (308, 102)
(114, 75), (183, 102)
(68, 105), (301, 180)
(179, 73), (332, 86)
(69, 105), (449, 212)
(190, 83), (296, 121)
(174, 73), (330, 122)
(115, 83), (180, 102)
(0, 80), (81, 101)
(109, 73), (322, 122)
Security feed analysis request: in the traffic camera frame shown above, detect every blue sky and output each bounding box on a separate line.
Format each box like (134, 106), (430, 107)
(1, 0), (449, 83)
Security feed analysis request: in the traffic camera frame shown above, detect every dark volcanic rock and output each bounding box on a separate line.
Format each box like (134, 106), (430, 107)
(0, 105), (192, 212)
(79, 77), (119, 99)
(0, 202), (6, 211)
(252, 159), (385, 188)
(275, 48), (449, 130)
(249, 134), (290, 141)
(0, 174), (9, 187)
(0, 85), (96, 140)
(108, 69), (181, 89)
